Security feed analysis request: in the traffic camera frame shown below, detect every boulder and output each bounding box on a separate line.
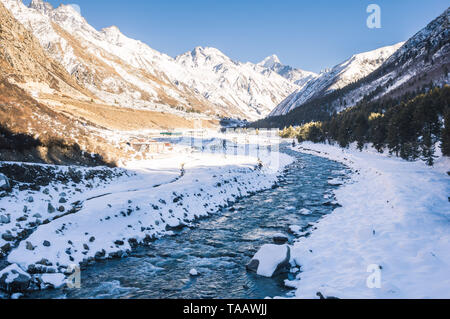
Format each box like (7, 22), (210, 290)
(0, 264), (31, 293)
(40, 273), (66, 289)
(299, 208), (312, 216)
(0, 215), (10, 224)
(0, 174), (11, 191)
(26, 242), (35, 251)
(189, 268), (199, 277)
(47, 203), (56, 214)
(246, 244), (291, 277)
(1, 233), (14, 242)
(273, 233), (289, 245)
(0, 243), (11, 255)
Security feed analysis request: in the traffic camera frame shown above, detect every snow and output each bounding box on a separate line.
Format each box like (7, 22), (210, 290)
(298, 208), (312, 216)
(0, 264), (29, 284)
(252, 244), (290, 278)
(1, 0), (308, 121)
(257, 55), (318, 87)
(258, 55), (282, 69)
(10, 293), (23, 299)
(289, 225), (302, 235)
(175, 47), (301, 120)
(270, 42), (404, 116)
(287, 141), (450, 299)
(3, 134), (293, 276)
(327, 178), (343, 186)
(40, 273), (66, 288)
(189, 268), (199, 276)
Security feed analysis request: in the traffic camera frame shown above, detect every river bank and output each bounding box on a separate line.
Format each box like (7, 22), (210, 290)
(287, 141), (450, 299)
(0, 135), (292, 297)
(20, 145), (348, 299)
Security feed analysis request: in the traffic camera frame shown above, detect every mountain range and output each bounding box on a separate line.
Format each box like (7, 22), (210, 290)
(264, 8), (449, 126)
(269, 42), (404, 116)
(2, 0), (320, 121)
(0, 0), (448, 164)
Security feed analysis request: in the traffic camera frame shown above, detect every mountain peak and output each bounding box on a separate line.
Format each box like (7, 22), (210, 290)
(29, 0), (53, 15)
(259, 54), (281, 68)
(53, 3), (82, 18)
(102, 25), (121, 35)
(192, 46), (225, 57)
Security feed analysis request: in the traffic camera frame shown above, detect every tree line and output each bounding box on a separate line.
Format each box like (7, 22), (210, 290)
(280, 85), (450, 166)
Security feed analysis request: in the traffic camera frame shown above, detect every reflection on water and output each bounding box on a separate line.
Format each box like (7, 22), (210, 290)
(27, 146), (348, 299)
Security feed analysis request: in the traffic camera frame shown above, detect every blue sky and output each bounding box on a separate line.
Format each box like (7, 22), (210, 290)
(28, 0), (449, 73)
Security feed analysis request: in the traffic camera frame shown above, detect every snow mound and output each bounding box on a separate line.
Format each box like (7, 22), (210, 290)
(247, 244), (291, 277)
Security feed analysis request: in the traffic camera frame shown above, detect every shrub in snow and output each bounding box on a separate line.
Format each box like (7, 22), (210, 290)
(246, 244), (291, 277)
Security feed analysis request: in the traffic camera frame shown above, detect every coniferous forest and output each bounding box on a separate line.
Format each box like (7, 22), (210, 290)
(277, 85), (450, 165)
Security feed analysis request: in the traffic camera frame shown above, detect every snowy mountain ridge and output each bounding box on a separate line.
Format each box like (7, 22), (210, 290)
(270, 7), (449, 120)
(2, 0), (317, 120)
(270, 42), (404, 116)
(257, 54), (319, 87)
(175, 47), (305, 120)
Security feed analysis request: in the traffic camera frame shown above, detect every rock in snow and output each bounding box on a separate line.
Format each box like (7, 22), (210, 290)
(273, 233), (289, 245)
(40, 273), (66, 289)
(0, 264), (31, 293)
(0, 173), (11, 191)
(246, 244), (291, 277)
(189, 268), (199, 276)
(0, 215), (10, 224)
(299, 208), (312, 215)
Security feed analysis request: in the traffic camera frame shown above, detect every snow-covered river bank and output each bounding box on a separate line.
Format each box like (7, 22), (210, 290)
(287, 142), (450, 299)
(20, 146), (349, 299)
(1, 136), (448, 299)
(0, 134), (294, 297)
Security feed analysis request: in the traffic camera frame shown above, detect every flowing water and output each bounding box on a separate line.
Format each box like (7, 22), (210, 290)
(26, 146), (349, 299)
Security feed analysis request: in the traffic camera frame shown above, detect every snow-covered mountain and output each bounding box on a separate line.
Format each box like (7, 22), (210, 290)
(0, 1), (83, 97)
(2, 0), (312, 120)
(257, 54), (318, 87)
(0, 0), (123, 165)
(175, 47), (303, 120)
(270, 7), (449, 121)
(2, 0), (225, 118)
(270, 42), (404, 116)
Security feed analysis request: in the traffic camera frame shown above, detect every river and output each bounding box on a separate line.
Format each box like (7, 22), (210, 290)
(26, 145), (348, 299)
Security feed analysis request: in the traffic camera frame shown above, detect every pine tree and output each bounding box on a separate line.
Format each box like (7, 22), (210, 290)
(421, 129), (436, 166)
(442, 112), (450, 157)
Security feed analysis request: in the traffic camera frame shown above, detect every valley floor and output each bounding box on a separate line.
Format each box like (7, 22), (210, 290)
(287, 142), (450, 299)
